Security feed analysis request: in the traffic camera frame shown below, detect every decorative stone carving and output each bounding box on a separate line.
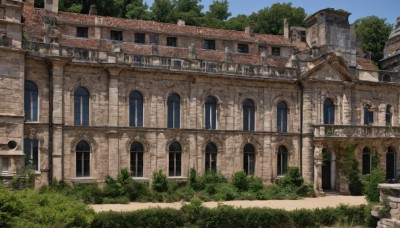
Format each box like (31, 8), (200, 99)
(225, 47), (232, 62)
(189, 43), (196, 59)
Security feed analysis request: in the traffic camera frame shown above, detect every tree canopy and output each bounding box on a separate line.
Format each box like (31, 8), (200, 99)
(354, 16), (393, 64)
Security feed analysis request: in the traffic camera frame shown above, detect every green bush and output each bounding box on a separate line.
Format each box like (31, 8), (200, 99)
(278, 167), (304, 188)
(92, 204), (370, 227)
(363, 168), (386, 202)
(152, 170), (168, 192)
(72, 183), (103, 204)
(0, 186), (23, 227)
(232, 171), (248, 191)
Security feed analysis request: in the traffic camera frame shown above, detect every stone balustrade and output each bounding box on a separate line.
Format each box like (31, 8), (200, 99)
(372, 184), (400, 227)
(313, 125), (400, 138)
(21, 41), (298, 80)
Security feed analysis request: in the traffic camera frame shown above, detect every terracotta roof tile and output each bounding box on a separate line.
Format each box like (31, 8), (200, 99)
(356, 57), (378, 71)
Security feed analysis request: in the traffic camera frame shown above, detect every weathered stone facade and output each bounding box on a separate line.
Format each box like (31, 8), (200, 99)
(0, 1), (399, 194)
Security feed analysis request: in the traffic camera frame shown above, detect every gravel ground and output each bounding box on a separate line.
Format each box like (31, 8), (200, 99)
(91, 195), (367, 212)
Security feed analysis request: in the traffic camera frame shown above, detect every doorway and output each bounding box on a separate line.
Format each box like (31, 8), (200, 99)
(322, 148), (331, 190)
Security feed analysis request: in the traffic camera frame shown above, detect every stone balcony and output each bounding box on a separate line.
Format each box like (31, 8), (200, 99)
(21, 41), (298, 80)
(313, 124), (400, 139)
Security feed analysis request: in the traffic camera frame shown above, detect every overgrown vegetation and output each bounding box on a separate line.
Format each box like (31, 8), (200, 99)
(92, 201), (374, 227)
(45, 167), (312, 204)
(0, 185), (94, 227)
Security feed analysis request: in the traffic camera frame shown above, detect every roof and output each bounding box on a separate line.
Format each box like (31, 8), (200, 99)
(356, 57), (379, 71)
(304, 8), (351, 24)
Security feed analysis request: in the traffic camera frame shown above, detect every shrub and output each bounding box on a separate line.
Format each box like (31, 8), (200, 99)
(232, 171), (248, 191)
(152, 170), (168, 192)
(278, 167), (303, 188)
(213, 183), (238, 201)
(248, 176), (264, 192)
(71, 183), (103, 204)
(125, 180), (151, 201)
(363, 168), (386, 202)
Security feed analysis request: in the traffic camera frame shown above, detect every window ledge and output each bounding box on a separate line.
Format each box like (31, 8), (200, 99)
(131, 177), (149, 181)
(167, 176), (188, 181)
(71, 177), (96, 184)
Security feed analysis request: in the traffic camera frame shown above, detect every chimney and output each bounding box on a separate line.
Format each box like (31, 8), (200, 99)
(245, 26), (254, 36)
(284, 18), (289, 39)
(45, 0), (59, 13)
(397, 17), (400, 28)
(89, 5), (97, 15)
(177, 19), (185, 26)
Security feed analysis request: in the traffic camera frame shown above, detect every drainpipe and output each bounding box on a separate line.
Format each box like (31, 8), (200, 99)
(299, 81), (304, 175)
(45, 58), (53, 184)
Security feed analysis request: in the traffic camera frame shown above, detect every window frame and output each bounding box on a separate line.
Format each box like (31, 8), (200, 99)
(277, 101), (288, 133)
(76, 141), (90, 177)
(167, 93), (180, 129)
(243, 144), (255, 175)
(363, 104), (373, 126)
(130, 142), (144, 177)
(323, 98), (335, 125)
(24, 81), (39, 122)
(271, 47), (281, 56)
(76, 27), (89, 38)
(205, 143), (217, 172)
(205, 96), (217, 130)
(203, 39), (216, 50)
(277, 146), (288, 176)
(386, 104), (392, 127)
(167, 37), (177, 47)
(169, 142), (182, 177)
(237, 43), (249, 53)
(74, 87), (90, 126)
(110, 30), (123, 41)
(134, 33), (146, 44)
(243, 99), (255, 131)
(129, 91), (144, 127)
(24, 138), (39, 172)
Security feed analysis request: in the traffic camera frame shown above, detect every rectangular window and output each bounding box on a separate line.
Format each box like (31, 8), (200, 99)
(238, 43), (249, 53)
(134, 33), (146, 44)
(76, 27), (88, 38)
(272, 47), (281, 56)
(110, 30), (123, 41)
(300, 31), (306, 42)
(1, 158), (9, 174)
(24, 138), (39, 171)
(167, 37), (177, 47)
(203, 39), (216, 50)
(259, 45), (267, 54)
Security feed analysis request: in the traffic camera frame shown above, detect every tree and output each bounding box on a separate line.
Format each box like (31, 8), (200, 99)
(150, 0), (174, 23)
(225, 14), (250, 31)
(125, 0), (150, 20)
(249, 3), (306, 35)
(206, 0), (231, 21)
(354, 16), (393, 64)
(171, 0), (204, 25)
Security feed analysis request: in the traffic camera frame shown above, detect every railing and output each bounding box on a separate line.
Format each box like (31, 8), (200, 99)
(313, 124), (400, 138)
(22, 41), (298, 80)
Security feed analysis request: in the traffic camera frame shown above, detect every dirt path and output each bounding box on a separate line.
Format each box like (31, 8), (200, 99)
(91, 195), (367, 212)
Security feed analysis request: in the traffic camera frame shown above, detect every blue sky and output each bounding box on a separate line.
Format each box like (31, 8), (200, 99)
(144, 0), (399, 25)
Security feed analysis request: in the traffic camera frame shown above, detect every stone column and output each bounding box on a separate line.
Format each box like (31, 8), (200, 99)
(330, 151), (337, 190)
(313, 146), (323, 193)
(51, 59), (68, 181)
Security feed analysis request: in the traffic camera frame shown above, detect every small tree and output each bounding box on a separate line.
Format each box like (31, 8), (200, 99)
(152, 170), (168, 192)
(232, 171), (248, 192)
(363, 169), (386, 202)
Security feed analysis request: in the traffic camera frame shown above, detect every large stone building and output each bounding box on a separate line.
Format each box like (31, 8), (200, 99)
(0, 0), (399, 194)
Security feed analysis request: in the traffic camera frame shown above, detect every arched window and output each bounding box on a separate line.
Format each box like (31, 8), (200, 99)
(387, 147), (396, 180)
(362, 147), (371, 175)
(323, 99), (335, 125)
(243, 144), (255, 175)
(205, 143), (217, 172)
(130, 142), (144, 177)
(386, 105), (392, 127)
(167, 93), (180, 128)
(24, 81), (38, 122)
(129, 91), (143, 127)
(364, 104), (373, 125)
(169, 142), (182, 176)
(76, 141), (90, 177)
(277, 101), (288, 132)
(243, 99), (255, 131)
(277, 146), (288, 175)
(24, 138), (39, 171)
(205, 96), (217, 130)
(74, 87), (89, 126)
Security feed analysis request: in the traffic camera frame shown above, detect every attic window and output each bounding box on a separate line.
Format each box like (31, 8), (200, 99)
(272, 47), (281, 56)
(382, 74), (391, 82)
(76, 27), (88, 38)
(300, 31), (306, 42)
(110, 30), (123, 41)
(167, 37), (177, 47)
(203, 39), (216, 50)
(238, 43), (249, 53)
(134, 33), (146, 44)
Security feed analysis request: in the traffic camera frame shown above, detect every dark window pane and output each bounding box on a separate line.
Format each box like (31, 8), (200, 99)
(76, 27), (88, 38)
(243, 99), (255, 131)
(387, 148), (396, 180)
(24, 81), (38, 121)
(167, 37), (177, 47)
(203, 39), (215, 50)
(238, 43), (249, 53)
(277, 101), (288, 133)
(129, 91), (143, 127)
(110, 30), (123, 41)
(76, 141), (90, 177)
(386, 105), (392, 126)
(169, 142), (182, 176)
(362, 148), (371, 175)
(134, 33), (145, 44)
(168, 94), (180, 129)
(278, 146), (288, 175)
(205, 143), (217, 172)
(24, 138), (31, 167)
(74, 87), (89, 126)
(130, 142), (144, 177)
(364, 105), (373, 125)
(272, 47), (281, 56)
(243, 144), (255, 175)
(324, 99), (335, 125)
